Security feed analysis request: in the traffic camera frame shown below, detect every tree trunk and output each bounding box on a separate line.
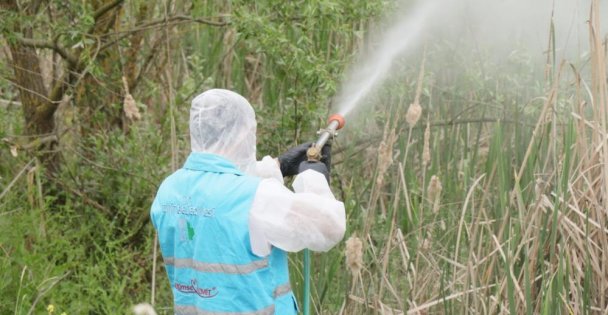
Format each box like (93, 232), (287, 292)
(3, 0), (60, 172)
(8, 44), (56, 136)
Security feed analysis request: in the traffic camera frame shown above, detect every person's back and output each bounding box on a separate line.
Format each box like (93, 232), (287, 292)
(152, 152), (296, 314)
(151, 89), (345, 315)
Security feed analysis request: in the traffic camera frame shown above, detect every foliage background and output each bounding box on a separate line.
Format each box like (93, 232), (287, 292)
(1, 0), (608, 314)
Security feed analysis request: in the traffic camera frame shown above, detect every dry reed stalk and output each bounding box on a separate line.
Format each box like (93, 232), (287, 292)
(398, 59), (428, 300)
(461, 162), (498, 313)
(570, 67), (589, 183)
(378, 181), (403, 310)
(347, 295), (404, 315)
(398, 161), (415, 226)
(406, 49), (426, 129)
(403, 50), (426, 168)
(395, 228), (416, 288)
(365, 111), (400, 235)
(589, 0), (608, 308)
(452, 174), (485, 286)
(376, 119), (398, 190)
(421, 118), (432, 224)
(406, 284), (497, 315)
(402, 49), (426, 183)
(516, 64), (561, 181)
(422, 120), (430, 167)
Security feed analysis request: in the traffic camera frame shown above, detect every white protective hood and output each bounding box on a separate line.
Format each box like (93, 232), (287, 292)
(190, 89), (257, 174)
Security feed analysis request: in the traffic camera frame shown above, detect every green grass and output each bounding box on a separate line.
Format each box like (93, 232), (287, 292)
(1, 1), (607, 314)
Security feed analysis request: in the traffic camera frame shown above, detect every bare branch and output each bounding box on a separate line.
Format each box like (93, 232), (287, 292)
(93, 0), (125, 20)
(15, 36), (79, 66)
(107, 14), (229, 36)
(48, 71), (70, 103)
(170, 15), (230, 27)
(98, 15), (229, 52)
(133, 36), (163, 91)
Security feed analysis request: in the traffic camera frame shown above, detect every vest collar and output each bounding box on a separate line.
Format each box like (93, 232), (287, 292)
(183, 152), (244, 176)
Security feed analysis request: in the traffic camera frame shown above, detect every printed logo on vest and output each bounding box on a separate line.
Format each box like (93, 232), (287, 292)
(175, 279), (218, 298)
(161, 196), (215, 217)
(178, 218), (195, 241)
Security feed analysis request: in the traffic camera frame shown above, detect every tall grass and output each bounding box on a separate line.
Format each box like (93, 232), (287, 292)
(319, 2), (608, 314)
(1, 1), (607, 314)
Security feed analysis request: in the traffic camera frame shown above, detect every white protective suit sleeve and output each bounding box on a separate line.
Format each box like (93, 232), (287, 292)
(249, 156), (346, 257)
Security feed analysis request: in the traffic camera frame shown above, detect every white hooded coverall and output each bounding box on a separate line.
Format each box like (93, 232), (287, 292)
(151, 89), (346, 313)
(188, 89), (346, 256)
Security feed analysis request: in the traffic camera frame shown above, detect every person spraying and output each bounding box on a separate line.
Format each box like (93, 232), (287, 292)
(150, 89), (346, 314)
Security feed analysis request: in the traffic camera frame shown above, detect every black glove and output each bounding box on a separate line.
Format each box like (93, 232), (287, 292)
(298, 160), (330, 183)
(319, 142), (331, 174)
(278, 142), (332, 177)
(278, 142), (313, 177)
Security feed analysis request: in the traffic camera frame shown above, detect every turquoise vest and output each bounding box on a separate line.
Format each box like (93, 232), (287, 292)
(151, 152), (298, 315)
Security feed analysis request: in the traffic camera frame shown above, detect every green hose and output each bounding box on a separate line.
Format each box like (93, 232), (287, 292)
(302, 115), (345, 315)
(303, 248), (311, 315)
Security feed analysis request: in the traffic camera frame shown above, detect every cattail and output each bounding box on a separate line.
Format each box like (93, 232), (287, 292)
(428, 175), (442, 200)
(132, 303), (158, 315)
(408, 47), (426, 128)
(345, 235), (363, 277)
(376, 140), (389, 187)
(122, 76), (141, 120)
(534, 178), (545, 199)
(406, 102), (422, 128)
(375, 123), (397, 191)
(428, 175), (442, 213)
(509, 189), (517, 207)
(421, 238), (432, 250)
(422, 119), (431, 167)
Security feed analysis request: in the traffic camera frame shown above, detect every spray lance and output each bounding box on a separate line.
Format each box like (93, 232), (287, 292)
(298, 113), (345, 315)
(297, 114), (346, 176)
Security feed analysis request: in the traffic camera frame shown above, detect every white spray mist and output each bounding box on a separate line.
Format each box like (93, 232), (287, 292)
(334, 1), (438, 117)
(332, 0), (608, 118)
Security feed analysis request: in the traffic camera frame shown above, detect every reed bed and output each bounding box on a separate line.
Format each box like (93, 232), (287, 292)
(0, 1), (607, 314)
(304, 2), (608, 314)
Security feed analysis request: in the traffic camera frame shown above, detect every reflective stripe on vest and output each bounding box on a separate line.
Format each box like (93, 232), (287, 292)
(175, 304), (275, 315)
(273, 283), (291, 298)
(164, 257), (269, 274)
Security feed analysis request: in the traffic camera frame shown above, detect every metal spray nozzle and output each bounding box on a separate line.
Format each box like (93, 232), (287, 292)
(306, 114), (346, 161)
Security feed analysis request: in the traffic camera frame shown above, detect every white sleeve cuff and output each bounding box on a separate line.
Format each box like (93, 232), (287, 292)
(253, 156), (283, 184)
